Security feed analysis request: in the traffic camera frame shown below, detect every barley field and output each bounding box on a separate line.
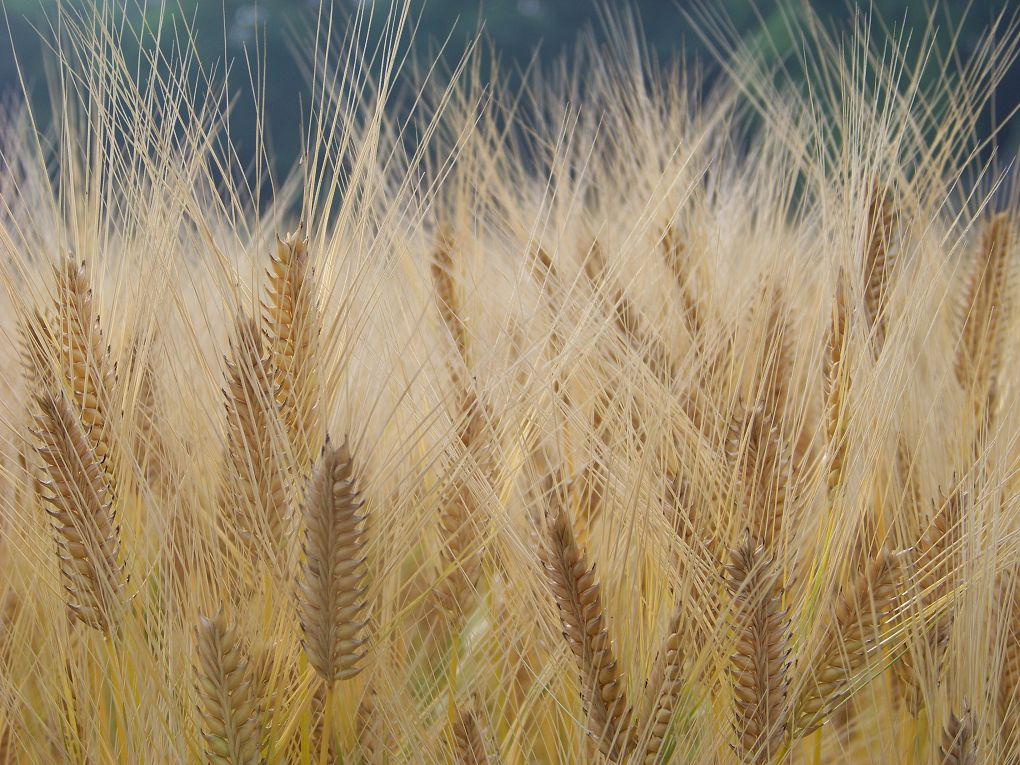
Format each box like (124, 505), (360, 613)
(0, 1), (1019, 763)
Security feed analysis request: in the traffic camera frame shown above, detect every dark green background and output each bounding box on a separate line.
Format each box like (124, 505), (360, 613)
(1, 0), (1017, 172)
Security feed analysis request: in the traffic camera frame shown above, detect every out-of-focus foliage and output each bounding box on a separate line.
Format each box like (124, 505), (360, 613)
(2, 0), (1017, 171)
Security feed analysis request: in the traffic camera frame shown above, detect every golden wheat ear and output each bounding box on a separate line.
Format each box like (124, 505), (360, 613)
(195, 610), (265, 765)
(264, 226), (323, 472)
(33, 390), (125, 634)
(54, 255), (118, 489)
(794, 548), (902, 736)
(956, 212), (1014, 420)
(298, 436), (368, 686)
(539, 500), (636, 762)
(862, 178), (896, 352)
(824, 270), (851, 500)
(641, 608), (688, 764)
(726, 532), (791, 764)
(221, 313), (289, 565)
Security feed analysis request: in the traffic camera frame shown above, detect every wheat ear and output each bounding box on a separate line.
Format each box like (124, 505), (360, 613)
(897, 483), (964, 696)
(264, 227), (323, 471)
(54, 256), (118, 489)
(939, 703), (976, 765)
(584, 238), (672, 380)
(956, 212), (1013, 418)
(430, 229), (492, 615)
(824, 271), (851, 499)
(641, 608), (688, 764)
(862, 179), (895, 351)
(298, 436), (368, 685)
(221, 314), (289, 564)
(195, 611), (265, 765)
(794, 549), (901, 735)
(725, 404), (791, 549)
(34, 390), (125, 633)
(452, 699), (495, 765)
(540, 503), (636, 761)
(661, 222), (704, 339)
(726, 533), (791, 763)
(431, 225), (469, 366)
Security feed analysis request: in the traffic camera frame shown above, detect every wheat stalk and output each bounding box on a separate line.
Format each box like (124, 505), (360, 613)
(33, 390), (125, 633)
(264, 227), (323, 472)
(540, 501), (636, 761)
(297, 436), (368, 685)
(195, 611), (265, 765)
(726, 533), (791, 764)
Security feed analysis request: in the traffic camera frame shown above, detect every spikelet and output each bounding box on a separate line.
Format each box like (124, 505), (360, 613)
(298, 437), (368, 685)
(862, 179), (895, 351)
(726, 533), (791, 763)
(221, 314), (289, 564)
(34, 391), (125, 633)
(194, 611), (265, 765)
(264, 227), (323, 471)
(540, 503), (636, 761)
(642, 609), (688, 764)
(939, 703), (976, 765)
(956, 212), (1013, 419)
(54, 257), (118, 490)
(794, 549), (901, 735)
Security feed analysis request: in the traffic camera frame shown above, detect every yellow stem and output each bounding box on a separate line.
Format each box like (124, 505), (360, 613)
(319, 683), (334, 765)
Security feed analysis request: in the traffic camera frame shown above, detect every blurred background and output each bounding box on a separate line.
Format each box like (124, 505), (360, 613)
(1, 0), (1017, 173)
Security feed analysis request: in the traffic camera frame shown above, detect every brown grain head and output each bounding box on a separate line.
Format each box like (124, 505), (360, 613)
(33, 390), (125, 634)
(194, 610), (265, 765)
(726, 532), (791, 763)
(298, 436), (368, 686)
(794, 548), (902, 736)
(264, 226), (324, 472)
(539, 501), (636, 762)
(54, 255), (118, 490)
(939, 702), (976, 765)
(221, 313), (289, 564)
